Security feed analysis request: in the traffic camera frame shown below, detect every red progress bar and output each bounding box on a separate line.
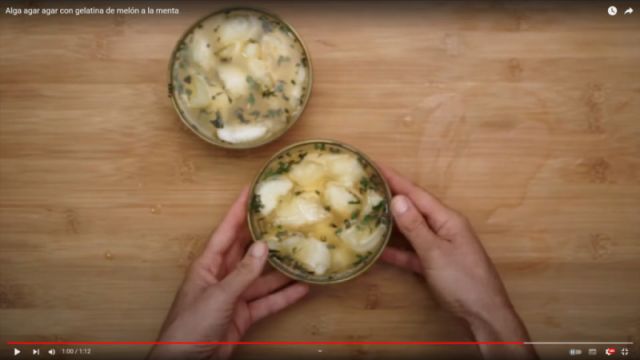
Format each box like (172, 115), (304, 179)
(7, 341), (525, 345)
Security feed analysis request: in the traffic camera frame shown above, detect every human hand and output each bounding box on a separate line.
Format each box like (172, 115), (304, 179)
(148, 187), (309, 360)
(378, 166), (537, 359)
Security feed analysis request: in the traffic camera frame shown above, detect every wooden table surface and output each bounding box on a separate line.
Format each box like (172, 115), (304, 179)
(1, 1), (639, 359)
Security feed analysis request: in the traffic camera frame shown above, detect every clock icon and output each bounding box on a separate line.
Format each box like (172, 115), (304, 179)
(608, 6), (618, 16)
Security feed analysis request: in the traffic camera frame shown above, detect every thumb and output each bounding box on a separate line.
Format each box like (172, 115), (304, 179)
(391, 195), (442, 256)
(219, 241), (268, 299)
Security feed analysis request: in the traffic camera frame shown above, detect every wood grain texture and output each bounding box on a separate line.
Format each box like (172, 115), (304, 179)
(1, 1), (639, 359)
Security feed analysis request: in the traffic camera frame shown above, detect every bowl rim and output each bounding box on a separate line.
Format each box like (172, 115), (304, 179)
(167, 6), (314, 150)
(246, 139), (394, 285)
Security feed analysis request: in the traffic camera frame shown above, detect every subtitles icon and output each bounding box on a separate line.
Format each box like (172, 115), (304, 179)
(606, 347), (616, 356)
(608, 6), (618, 16)
(570, 348), (583, 356)
(588, 348), (597, 355)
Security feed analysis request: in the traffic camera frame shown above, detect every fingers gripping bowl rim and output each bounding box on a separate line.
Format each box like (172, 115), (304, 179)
(247, 139), (393, 284)
(168, 7), (313, 149)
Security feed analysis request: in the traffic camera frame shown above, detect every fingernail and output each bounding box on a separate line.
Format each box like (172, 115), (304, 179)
(250, 242), (267, 258)
(392, 195), (410, 214)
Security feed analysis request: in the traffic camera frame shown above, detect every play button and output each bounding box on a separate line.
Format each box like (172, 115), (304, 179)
(13, 348), (20, 356)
